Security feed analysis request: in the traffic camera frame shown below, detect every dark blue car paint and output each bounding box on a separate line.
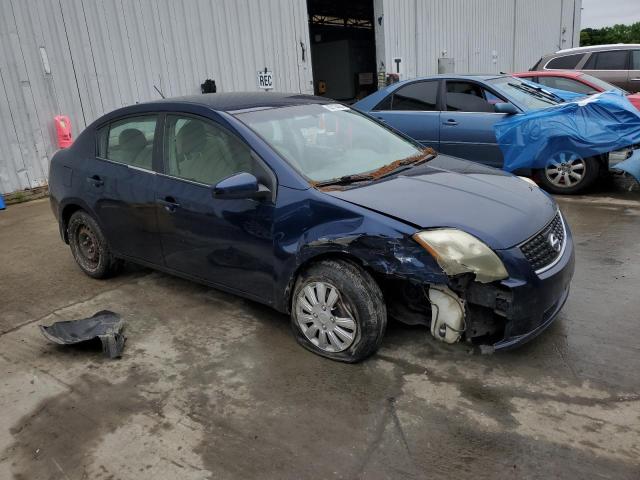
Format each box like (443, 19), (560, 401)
(354, 75), (526, 168)
(49, 92), (574, 350)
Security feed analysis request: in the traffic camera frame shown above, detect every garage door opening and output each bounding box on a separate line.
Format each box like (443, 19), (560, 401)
(307, 0), (377, 102)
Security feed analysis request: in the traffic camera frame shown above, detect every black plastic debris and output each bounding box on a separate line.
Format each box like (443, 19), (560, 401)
(39, 310), (126, 359)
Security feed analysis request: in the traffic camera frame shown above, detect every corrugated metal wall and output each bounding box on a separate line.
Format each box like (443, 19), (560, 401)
(0, 0), (312, 195)
(378, 0), (581, 79)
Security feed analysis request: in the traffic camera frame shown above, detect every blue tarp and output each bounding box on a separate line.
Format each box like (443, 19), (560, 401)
(494, 90), (640, 172)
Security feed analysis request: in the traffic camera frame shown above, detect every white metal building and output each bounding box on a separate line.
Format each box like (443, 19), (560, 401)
(0, 0), (581, 195)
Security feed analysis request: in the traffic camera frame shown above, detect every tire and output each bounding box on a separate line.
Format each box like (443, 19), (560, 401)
(291, 259), (387, 363)
(67, 210), (122, 279)
(536, 153), (600, 195)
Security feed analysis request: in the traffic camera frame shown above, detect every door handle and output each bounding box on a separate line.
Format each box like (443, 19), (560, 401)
(442, 119), (458, 126)
(375, 116), (387, 123)
(86, 175), (104, 187)
(156, 196), (180, 212)
(630, 78), (640, 81)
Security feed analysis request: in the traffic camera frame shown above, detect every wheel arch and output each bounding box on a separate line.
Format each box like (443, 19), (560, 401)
(59, 199), (98, 243)
(282, 251), (377, 314)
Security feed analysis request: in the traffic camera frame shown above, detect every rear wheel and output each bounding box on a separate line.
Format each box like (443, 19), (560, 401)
(67, 211), (121, 279)
(536, 152), (600, 194)
(291, 260), (386, 363)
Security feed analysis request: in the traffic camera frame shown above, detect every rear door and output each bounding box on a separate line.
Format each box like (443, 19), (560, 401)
(581, 49), (630, 89)
(154, 113), (276, 301)
(89, 114), (164, 264)
(439, 80), (509, 167)
(370, 80), (441, 149)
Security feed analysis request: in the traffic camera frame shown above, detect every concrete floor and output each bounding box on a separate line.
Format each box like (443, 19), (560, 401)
(1, 195), (639, 479)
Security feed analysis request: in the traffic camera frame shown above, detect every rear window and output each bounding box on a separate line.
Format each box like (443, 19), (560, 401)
(579, 73), (627, 94)
(99, 115), (158, 170)
(546, 54), (584, 69)
(583, 50), (629, 70)
(390, 81), (439, 111)
(535, 76), (596, 95)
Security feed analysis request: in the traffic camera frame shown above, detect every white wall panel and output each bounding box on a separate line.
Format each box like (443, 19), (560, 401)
(0, 0), (312, 195)
(379, 0), (580, 79)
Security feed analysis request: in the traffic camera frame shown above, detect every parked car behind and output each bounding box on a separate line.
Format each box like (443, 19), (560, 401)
(513, 70), (640, 109)
(49, 92), (574, 362)
(531, 44), (640, 91)
(353, 74), (606, 193)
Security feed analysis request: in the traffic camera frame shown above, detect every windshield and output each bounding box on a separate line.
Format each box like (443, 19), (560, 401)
(235, 104), (424, 183)
(579, 73), (628, 94)
(487, 76), (562, 111)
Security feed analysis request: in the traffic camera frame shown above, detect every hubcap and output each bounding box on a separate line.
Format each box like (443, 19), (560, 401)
(76, 225), (100, 269)
(295, 282), (357, 353)
(545, 152), (586, 188)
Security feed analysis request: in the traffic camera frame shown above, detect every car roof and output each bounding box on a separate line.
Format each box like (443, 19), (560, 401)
(514, 70), (584, 79)
(389, 73), (505, 88)
(148, 91), (332, 112)
(555, 43), (640, 54)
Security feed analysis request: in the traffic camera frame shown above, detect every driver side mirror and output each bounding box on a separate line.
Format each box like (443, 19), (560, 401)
(494, 102), (519, 115)
(213, 172), (271, 200)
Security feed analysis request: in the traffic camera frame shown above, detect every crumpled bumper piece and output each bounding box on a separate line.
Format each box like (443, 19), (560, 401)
(612, 149), (640, 183)
(39, 310), (126, 359)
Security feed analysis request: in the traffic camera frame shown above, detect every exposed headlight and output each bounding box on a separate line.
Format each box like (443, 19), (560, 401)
(413, 229), (508, 283)
(518, 176), (538, 187)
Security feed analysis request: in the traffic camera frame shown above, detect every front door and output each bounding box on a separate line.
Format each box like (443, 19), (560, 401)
(439, 80), (508, 168)
(155, 114), (276, 301)
(371, 80), (441, 150)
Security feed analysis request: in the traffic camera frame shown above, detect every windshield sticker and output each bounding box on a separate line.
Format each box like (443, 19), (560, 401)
(322, 104), (350, 112)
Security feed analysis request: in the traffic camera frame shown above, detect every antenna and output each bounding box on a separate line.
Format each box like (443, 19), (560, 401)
(153, 85), (165, 99)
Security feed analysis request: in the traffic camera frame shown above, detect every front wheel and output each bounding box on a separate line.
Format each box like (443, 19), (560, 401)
(291, 260), (387, 363)
(536, 152), (600, 194)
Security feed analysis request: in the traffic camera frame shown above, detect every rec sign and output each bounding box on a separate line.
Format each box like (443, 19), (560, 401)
(257, 70), (273, 90)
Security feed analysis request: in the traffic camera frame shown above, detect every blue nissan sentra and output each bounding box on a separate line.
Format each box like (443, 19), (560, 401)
(49, 92), (574, 362)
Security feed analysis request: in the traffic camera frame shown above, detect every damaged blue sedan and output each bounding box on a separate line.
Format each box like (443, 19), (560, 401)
(49, 93), (574, 362)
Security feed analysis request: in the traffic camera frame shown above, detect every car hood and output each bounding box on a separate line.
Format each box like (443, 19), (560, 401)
(325, 156), (557, 250)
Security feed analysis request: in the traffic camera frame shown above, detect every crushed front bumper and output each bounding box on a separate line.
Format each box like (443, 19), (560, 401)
(464, 222), (575, 350)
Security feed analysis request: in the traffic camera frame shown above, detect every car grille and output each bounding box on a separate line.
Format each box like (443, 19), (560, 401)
(520, 212), (565, 273)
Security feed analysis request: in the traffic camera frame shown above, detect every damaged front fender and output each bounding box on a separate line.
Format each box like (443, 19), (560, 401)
(272, 187), (450, 312)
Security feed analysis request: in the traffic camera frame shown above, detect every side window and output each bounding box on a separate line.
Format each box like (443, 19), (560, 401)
(445, 81), (496, 112)
(632, 50), (640, 70)
(390, 81), (439, 111)
(97, 126), (108, 157)
(536, 76), (595, 94)
(105, 115), (157, 169)
(546, 54), (584, 69)
(583, 50), (629, 70)
(164, 115), (255, 186)
(373, 94), (392, 111)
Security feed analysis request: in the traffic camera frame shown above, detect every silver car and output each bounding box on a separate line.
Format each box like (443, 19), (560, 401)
(532, 44), (640, 92)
